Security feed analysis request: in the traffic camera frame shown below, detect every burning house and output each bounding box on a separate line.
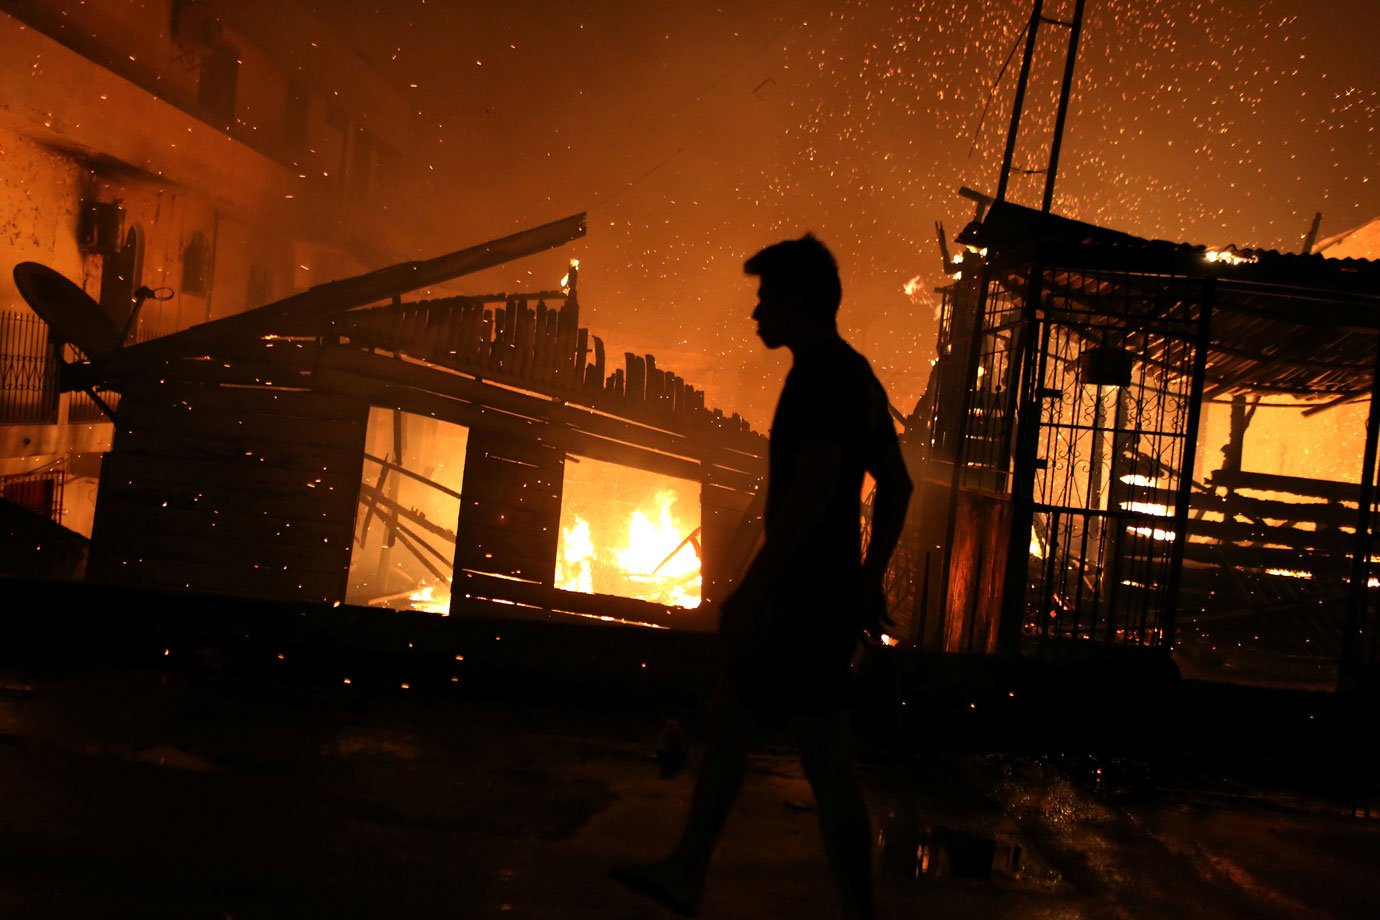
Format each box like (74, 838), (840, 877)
(24, 213), (764, 631)
(892, 199), (1380, 690)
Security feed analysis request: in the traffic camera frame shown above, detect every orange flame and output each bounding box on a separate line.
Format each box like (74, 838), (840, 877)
(557, 489), (701, 609)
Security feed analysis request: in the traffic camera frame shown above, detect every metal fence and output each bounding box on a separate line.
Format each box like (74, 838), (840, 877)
(0, 311), (59, 424)
(1009, 269), (1211, 651)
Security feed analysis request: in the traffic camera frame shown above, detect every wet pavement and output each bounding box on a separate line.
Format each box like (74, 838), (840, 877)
(1, 662), (1377, 919)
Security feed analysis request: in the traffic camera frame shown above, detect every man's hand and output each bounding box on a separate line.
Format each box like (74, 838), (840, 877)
(717, 575), (766, 649)
(857, 572), (893, 643)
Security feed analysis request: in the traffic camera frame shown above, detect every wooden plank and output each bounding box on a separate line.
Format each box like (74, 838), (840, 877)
(116, 402), (365, 450)
(101, 451), (360, 499)
(110, 426), (364, 469)
(456, 428), (564, 585)
(565, 436), (702, 484)
(556, 296), (579, 388)
(1192, 492), (1358, 526)
(458, 497), (557, 535)
(1178, 541), (1348, 570)
(515, 299), (535, 379)
(312, 346), (765, 476)
(89, 552), (346, 601)
(592, 336), (606, 395)
(574, 328), (589, 391)
(454, 569), (698, 628)
(625, 353), (645, 407)
(542, 308), (559, 384)
(119, 357), (317, 389)
(88, 515), (354, 570)
(455, 520), (558, 561)
(91, 491), (353, 544)
(1184, 518), (1353, 547)
(357, 483), (457, 543)
(702, 482), (756, 512)
(453, 547), (555, 584)
(1208, 469), (1363, 502)
(120, 380), (363, 421)
(458, 470), (562, 512)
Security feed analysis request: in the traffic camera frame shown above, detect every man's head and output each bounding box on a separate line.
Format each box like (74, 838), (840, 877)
(745, 234), (842, 349)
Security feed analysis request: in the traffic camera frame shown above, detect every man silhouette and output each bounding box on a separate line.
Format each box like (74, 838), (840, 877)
(613, 235), (914, 919)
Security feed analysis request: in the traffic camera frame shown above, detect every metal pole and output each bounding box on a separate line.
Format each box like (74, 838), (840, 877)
(1341, 332), (1380, 691)
(997, 264), (1047, 656)
(1163, 282), (1214, 655)
(938, 267), (994, 640)
(1041, 0), (1088, 213)
(995, 0), (1045, 205)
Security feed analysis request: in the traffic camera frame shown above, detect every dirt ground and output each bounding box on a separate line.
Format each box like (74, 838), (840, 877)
(1, 660), (1377, 920)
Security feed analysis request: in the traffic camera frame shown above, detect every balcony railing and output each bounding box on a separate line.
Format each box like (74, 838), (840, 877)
(0, 311), (59, 424)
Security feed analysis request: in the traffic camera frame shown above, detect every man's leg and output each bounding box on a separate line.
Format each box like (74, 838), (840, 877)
(797, 706), (875, 920)
(612, 680), (752, 915)
(667, 682), (752, 880)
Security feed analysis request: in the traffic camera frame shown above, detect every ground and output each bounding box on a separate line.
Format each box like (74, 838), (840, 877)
(1, 661), (1377, 920)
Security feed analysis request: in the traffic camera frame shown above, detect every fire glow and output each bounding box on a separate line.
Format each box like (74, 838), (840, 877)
(556, 459), (702, 610)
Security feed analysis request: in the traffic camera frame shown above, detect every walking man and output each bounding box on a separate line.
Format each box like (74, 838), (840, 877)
(613, 234), (914, 919)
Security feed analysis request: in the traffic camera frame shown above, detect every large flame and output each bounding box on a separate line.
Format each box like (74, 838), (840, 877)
(557, 489), (702, 609)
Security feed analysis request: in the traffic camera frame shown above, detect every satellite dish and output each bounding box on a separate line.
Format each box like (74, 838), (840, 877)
(13, 262), (122, 358)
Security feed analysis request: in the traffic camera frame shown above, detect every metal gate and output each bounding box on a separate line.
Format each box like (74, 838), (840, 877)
(1005, 268), (1212, 653)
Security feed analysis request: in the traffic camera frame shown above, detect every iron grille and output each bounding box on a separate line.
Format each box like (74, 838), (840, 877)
(1014, 269), (1210, 650)
(0, 311), (59, 424)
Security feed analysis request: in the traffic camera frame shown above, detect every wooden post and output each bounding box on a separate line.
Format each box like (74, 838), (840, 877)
(574, 328), (589, 391)
(625, 352), (644, 407)
(592, 336), (606, 395)
(557, 293), (580, 386)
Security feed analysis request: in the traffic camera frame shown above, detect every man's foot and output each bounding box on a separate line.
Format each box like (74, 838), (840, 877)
(609, 861), (702, 917)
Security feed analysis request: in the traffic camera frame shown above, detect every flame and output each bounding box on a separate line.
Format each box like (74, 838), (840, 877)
(408, 582), (452, 615)
(558, 517), (595, 594)
(560, 257), (581, 290)
(1121, 501), (1173, 517)
(556, 489), (701, 609)
(1205, 249), (1258, 266)
(1127, 525), (1176, 541)
(902, 274), (924, 298)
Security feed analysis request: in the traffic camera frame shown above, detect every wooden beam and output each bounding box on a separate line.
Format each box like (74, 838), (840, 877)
(94, 213), (587, 378)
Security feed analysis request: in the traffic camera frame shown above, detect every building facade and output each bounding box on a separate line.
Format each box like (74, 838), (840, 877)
(0, 0), (425, 538)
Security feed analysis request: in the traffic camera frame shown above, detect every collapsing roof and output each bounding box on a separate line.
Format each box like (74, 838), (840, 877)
(960, 201), (1380, 404)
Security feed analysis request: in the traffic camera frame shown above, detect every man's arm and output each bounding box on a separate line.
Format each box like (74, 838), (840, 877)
(858, 433), (913, 638)
(862, 437), (913, 583)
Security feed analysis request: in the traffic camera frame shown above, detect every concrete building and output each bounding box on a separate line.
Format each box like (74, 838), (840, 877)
(0, 0), (429, 539)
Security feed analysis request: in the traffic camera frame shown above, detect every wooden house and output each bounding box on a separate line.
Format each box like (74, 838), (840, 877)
(70, 214), (766, 632)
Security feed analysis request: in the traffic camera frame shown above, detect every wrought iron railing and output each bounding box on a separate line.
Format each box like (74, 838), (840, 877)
(0, 311), (59, 424)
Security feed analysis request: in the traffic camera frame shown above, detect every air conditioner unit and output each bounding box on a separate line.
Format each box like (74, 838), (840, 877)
(172, 1), (223, 49)
(77, 201), (124, 255)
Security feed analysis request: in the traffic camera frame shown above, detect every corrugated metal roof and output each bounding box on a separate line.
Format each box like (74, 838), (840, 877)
(960, 201), (1380, 401)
